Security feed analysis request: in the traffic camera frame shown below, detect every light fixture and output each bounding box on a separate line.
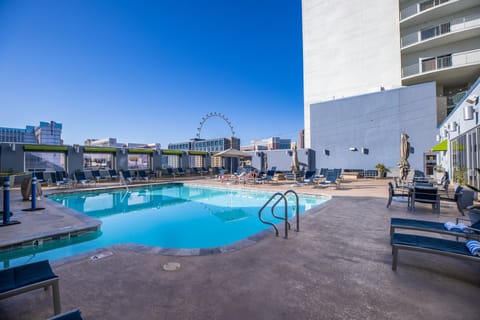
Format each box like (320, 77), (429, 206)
(324, 149), (330, 156)
(466, 95), (478, 105)
(361, 148), (369, 155)
(448, 121), (457, 132)
(464, 105), (474, 120)
(349, 147), (357, 151)
(435, 134), (441, 142)
(9, 143), (15, 151)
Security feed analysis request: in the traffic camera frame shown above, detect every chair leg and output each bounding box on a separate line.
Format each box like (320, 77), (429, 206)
(392, 246), (398, 271)
(52, 280), (61, 315)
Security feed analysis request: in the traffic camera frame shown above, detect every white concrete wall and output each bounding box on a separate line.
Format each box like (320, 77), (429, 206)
(308, 82), (438, 172)
(302, 0), (402, 148)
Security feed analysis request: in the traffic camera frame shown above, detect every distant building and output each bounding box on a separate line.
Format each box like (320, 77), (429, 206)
(244, 137), (291, 151)
(168, 137), (240, 152)
(0, 121), (62, 145)
(169, 137), (241, 169)
(297, 130), (305, 149)
(84, 137), (160, 149)
(35, 121), (63, 145)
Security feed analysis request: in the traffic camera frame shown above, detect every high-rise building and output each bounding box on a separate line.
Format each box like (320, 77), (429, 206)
(0, 121), (62, 144)
(399, 0), (480, 121)
(302, 0), (480, 171)
(303, 0), (480, 143)
(0, 125), (36, 143)
(35, 121), (63, 145)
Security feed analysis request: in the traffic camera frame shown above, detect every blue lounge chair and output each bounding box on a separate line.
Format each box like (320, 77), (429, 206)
(391, 233), (480, 271)
(74, 171), (92, 186)
(390, 217), (480, 240)
(108, 169), (119, 180)
(91, 170), (103, 182)
(0, 260), (61, 315)
(316, 170), (341, 188)
(121, 170), (135, 183)
(48, 309), (83, 320)
(256, 169), (276, 184)
(137, 170), (149, 181)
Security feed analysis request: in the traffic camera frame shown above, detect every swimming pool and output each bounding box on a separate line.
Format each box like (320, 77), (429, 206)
(0, 184), (328, 268)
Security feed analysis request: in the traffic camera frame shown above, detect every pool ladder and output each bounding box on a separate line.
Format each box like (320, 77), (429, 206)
(258, 190), (299, 239)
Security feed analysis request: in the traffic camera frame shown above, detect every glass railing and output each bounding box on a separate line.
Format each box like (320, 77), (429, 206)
(401, 13), (480, 48)
(400, 0), (450, 21)
(402, 48), (480, 77)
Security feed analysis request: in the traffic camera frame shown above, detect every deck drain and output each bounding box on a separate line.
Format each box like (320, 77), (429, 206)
(163, 262), (181, 271)
(90, 251), (114, 261)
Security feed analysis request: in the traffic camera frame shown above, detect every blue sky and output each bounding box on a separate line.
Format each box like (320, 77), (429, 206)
(0, 0), (304, 147)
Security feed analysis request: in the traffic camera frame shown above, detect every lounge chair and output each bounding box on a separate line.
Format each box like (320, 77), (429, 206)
(256, 169), (275, 184)
(121, 170), (135, 183)
(91, 170), (103, 182)
(48, 309), (83, 320)
(316, 170), (341, 188)
(74, 171), (92, 186)
(175, 168), (186, 176)
(302, 170), (316, 184)
(391, 233), (480, 271)
(0, 260), (61, 315)
(137, 170), (149, 181)
(390, 217), (480, 240)
(108, 169), (119, 180)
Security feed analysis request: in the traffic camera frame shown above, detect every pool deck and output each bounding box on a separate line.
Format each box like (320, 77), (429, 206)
(0, 177), (479, 320)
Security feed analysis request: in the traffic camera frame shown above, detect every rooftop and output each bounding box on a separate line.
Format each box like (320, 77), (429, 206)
(0, 178), (478, 319)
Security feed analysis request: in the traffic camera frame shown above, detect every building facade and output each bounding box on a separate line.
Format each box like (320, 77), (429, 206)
(302, 0), (480, 171)
(245, 137), (292, 151)
(0, 121), (62, 145)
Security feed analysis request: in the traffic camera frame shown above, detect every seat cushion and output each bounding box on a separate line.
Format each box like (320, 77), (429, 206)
(14, 260), (57, 288)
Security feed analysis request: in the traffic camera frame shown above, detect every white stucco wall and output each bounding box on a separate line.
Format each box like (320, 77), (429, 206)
(308, 82), (438, 172)
(302, 0), (402, 147)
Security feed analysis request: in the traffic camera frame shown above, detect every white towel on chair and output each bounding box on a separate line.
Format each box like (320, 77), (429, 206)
(444, 221), (467, 232)
(466, 240), (480, 256)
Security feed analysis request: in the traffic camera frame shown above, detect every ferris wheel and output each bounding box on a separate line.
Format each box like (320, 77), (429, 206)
(196, 112), (235, 138)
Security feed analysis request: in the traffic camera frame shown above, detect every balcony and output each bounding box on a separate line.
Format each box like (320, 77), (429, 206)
(400, 0), (479, 28)
(402, 48), (480, 86)
(401, 13), (480, 51)
(401, 0), (451, 20)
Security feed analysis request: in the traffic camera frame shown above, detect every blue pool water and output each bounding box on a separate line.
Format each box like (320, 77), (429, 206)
(0, 184), (328, 268)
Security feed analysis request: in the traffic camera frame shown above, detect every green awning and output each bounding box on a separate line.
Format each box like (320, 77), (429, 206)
(431, 139), (447, 152)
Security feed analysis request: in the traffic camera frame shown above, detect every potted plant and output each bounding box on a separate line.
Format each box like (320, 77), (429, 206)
(375, 163), (388, 178)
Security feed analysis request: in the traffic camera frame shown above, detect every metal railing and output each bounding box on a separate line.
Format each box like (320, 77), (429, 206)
(402, 48), (480, 78)
(401, 14), (480, 48)
(258, 190), (299, 239)
(400, 0), (450, 21)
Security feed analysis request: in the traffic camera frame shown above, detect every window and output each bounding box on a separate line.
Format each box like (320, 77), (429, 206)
(437, 54), (452, 69)
(25, 152), (65, 171)
(421, 57), (436, 72)
(128, 154), (150, 169)
(83, 153), (114, 170)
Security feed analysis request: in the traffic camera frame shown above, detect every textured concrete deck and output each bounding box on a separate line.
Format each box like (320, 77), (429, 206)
(0, 178), (478, 320)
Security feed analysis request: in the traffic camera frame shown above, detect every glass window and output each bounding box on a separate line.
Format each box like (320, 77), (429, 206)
(25, 152), (66, 171)
(83, 153), (114, 170)
(128, 154), (150, 170)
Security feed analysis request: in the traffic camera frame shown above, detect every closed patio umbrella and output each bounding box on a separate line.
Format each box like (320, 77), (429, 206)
(291, 145), (300, 174)
(398, 133), (410, 181)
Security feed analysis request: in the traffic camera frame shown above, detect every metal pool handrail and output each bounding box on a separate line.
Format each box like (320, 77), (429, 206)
(258, 190), (299, 239)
